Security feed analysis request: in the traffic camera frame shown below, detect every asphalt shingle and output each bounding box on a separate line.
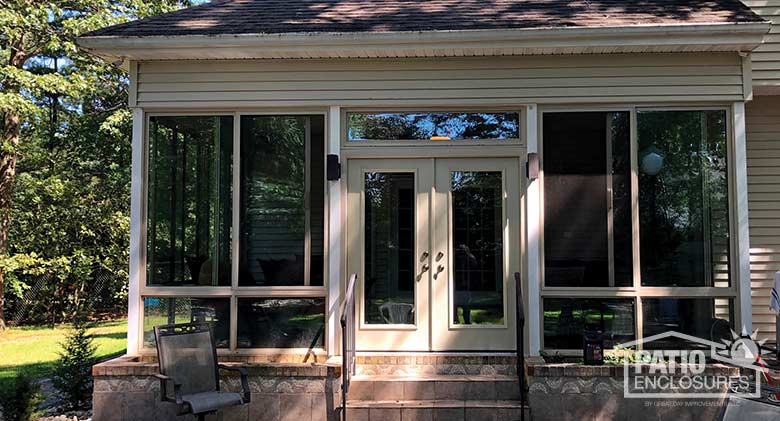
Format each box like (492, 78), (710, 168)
(84, 0), (765, 38)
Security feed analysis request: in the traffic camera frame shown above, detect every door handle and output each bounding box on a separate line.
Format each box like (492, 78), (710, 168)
(434, 264), (445, 279)
(421, 264), (431, 273)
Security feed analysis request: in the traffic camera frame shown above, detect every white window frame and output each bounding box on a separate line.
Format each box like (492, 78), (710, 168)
(135, 109), (332, 356)
(537, 105), (743, 354)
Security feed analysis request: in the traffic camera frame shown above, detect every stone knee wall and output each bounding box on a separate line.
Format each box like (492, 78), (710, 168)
(92, 357), (341, 421)
(527, 363), (740, 421)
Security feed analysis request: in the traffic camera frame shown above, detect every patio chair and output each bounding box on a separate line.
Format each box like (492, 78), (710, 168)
(379, 302), (414, 324)
(153, 322), (251, 421)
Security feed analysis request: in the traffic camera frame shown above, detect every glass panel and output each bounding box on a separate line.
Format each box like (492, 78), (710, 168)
(543, 112), (632, 287)
(642, 298), (734, 349)
(347, 112), (520, 141)
(237, 298), (325, 348)
(147, 116), (233, 287)
(364, 172), (416, 325)
(637, 111), (730, 287)
(451, 171), (504, 325)
(142, 297), (230, 348)
(543, 298), (635, 349)
(239, 116), (325, 286)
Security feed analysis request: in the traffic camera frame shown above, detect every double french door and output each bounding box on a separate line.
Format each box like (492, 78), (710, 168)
(346, 158), (522, 351)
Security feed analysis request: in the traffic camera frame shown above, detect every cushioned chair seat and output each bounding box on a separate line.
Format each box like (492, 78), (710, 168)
(181, 391), (243, 415)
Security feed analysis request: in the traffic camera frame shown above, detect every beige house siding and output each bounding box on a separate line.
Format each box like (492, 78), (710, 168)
(745, 0), (780, 89)
(746, 95), (780, 340)
(134, 53), (746, 108)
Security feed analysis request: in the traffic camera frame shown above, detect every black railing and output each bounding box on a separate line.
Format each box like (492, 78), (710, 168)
(515, 272), (526, 421)
(340, 273), (358, 421)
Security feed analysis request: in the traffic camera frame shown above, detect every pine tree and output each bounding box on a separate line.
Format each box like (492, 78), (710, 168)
(52, 311), (97, 410)
(0, 372), (43, 421)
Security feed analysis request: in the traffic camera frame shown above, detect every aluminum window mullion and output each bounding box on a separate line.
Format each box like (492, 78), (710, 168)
(232, 115), (240, 290)
(304, 117), (312, 287)
(606, 114), (615, 288)
(630, 108), (641, 344)
(630, 108), (640, 291)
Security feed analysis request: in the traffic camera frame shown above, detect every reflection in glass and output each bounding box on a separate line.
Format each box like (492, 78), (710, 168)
(543, 298), (635, 349)
(348, 112), (520, 141)
(147, 116), (233, 287)
(642, 298), (733, 349)
(637, 111), (730, 287)
(543, 112), (632, 287)
(239, 116), (325, 286)
(237, 298), (325, 348)
(143, 297), (230, 348)
(364, 173), (416, 324)
(452, 172), (504, 325)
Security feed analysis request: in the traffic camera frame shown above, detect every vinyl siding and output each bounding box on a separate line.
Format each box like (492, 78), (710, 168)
(134, 53), (746, 108)
(744, 0), (780, 88)
(746, 95), (780, 341)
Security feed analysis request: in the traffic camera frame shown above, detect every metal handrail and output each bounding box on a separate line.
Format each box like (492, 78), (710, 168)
(340, 273), (358, 421)
(515, 272), (526, 421)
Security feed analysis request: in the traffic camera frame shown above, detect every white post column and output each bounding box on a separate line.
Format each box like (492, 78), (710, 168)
(327, 106), (343, 356)
(733, 102), (752, 333)
(127, 107), (144, 355)
(526, 104), (541, 356)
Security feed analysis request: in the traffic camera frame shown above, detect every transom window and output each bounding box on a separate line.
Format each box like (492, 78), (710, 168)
(541, 109), (734, 351)
(143, 114), (326, 350)
(347, 111), (520, 141)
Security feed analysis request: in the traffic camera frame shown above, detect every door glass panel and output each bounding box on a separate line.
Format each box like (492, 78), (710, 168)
(364, 172), (416, 325)
(451, 171), (504, 325)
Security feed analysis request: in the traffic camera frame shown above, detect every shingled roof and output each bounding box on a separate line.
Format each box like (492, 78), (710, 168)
(86, 0), (764, 38)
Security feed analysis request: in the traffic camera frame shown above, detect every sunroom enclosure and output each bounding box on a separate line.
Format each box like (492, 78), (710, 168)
(128, 105), (751, 357)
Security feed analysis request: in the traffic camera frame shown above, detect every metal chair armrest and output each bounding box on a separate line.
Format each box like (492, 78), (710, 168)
(218, 364), (251, 403)
(153, 373), (183, 405)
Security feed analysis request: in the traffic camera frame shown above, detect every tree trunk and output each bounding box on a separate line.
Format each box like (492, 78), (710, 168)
(0, 110), (20, 330)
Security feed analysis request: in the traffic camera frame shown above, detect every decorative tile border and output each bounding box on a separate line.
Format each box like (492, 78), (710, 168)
(93, 355), (341, 378)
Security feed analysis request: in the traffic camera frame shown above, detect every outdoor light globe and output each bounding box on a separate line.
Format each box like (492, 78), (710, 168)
(641, 151), (664, 176)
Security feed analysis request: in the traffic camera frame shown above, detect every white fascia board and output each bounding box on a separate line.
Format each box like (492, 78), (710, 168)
(77, 22), (770, 61)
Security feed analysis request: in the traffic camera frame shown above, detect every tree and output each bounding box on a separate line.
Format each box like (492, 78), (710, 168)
(52, 309), (97, 410)
(0, 0), (191, 328)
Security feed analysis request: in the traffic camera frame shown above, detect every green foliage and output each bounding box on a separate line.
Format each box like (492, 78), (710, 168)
(0, 0), (194, 326)
(539, 350), (567, 364)
(52, 311), (98, 410)
(0, 372), (43, 421)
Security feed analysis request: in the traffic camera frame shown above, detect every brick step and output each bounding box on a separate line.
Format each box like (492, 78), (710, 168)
(343, 400), (529, 421)
(348, 374), (522, 401)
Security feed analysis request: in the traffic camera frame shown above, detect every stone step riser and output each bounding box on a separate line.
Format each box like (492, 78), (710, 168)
(348, 379), (522, 401)
(346, 406), (529, 421)
(356, 364), (517, 376)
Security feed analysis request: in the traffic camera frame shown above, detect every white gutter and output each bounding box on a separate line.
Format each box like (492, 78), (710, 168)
(78, 22), (770, 61)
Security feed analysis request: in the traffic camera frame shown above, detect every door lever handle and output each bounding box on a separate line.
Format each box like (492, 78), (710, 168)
(436, 265), (445, 273)
(421, 264), (430, 273)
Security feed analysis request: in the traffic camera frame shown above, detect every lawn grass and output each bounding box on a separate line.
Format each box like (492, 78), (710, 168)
(0, 319), (127, 387)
